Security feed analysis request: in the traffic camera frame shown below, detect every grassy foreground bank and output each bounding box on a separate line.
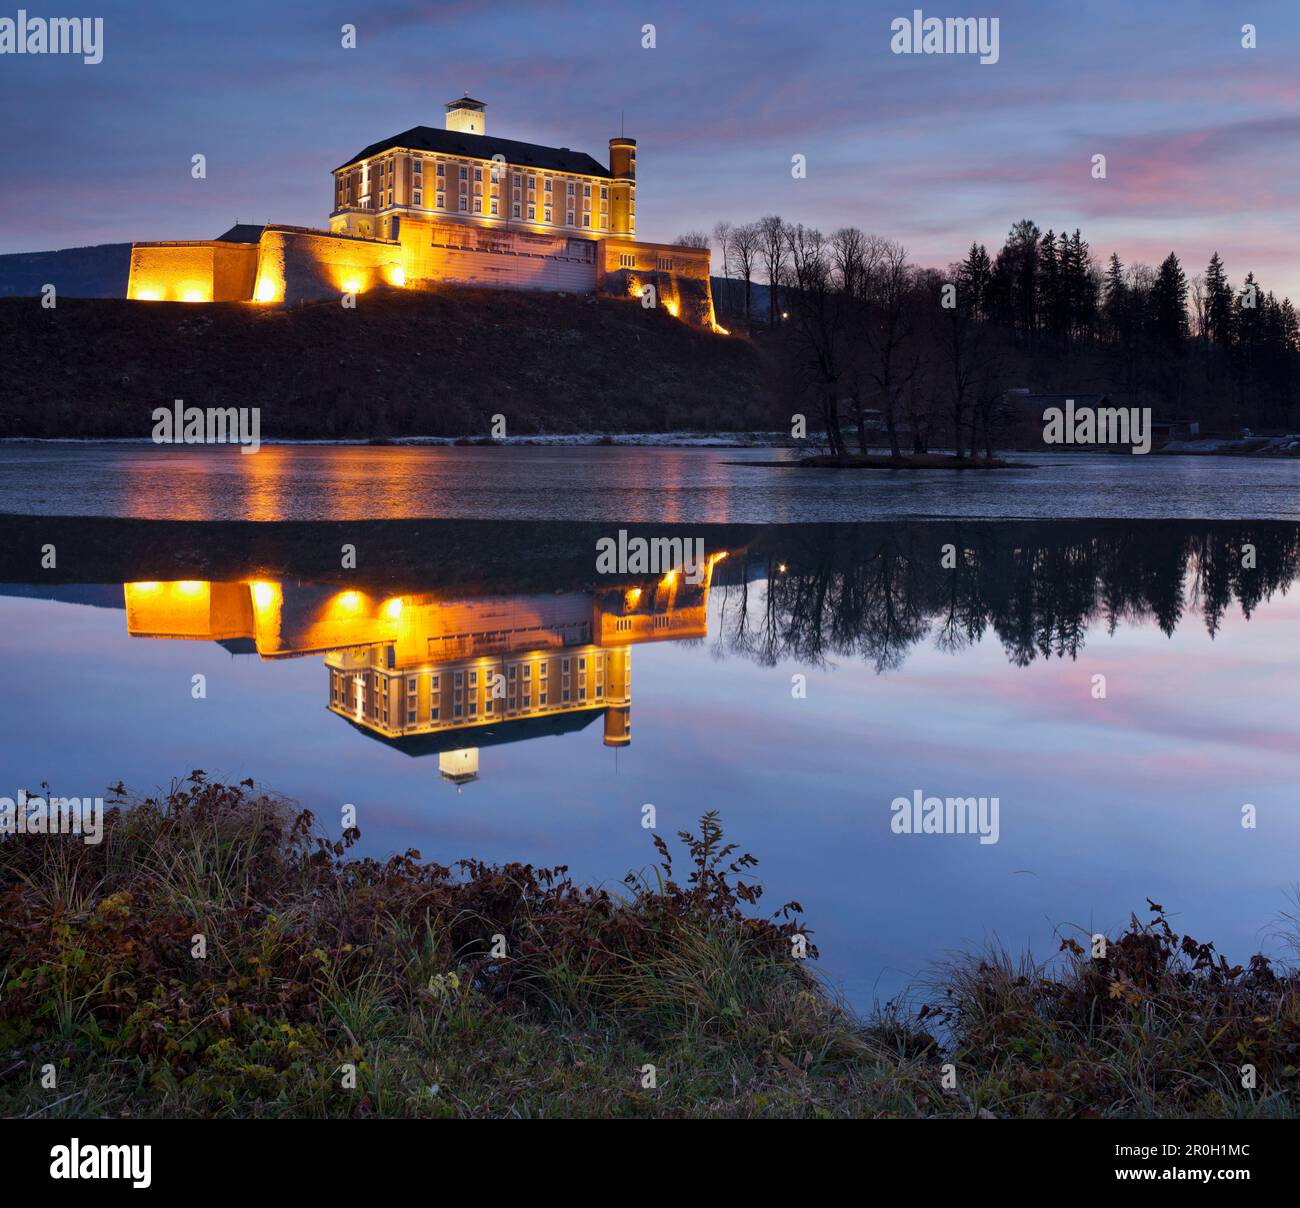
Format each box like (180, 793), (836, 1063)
(2, 777), (1297, 1119)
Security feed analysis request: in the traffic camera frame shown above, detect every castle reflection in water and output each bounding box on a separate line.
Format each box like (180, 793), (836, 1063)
(121, 555), (726, 786)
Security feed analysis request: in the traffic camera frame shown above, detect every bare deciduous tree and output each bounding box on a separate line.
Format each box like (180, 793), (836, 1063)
(783, 222), (849, 456)
(712, 220), (733, 279)
(730, 222), (761, 325)
(860, 239), (917, 459)
(758, 215), (788, 327)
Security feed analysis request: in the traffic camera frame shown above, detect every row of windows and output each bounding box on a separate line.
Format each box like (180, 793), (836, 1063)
(338, 160), (624, 223)
(332, 658), (603, 692)
(399, 191), (608, 227)
(342, 159), (615, 194)
(399, 680), (607, 724)
(334, 658), (610, 727)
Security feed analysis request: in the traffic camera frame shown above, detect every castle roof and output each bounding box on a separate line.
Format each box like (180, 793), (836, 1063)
(343, 707), (603, 756)
(214, 223), (267, 244)
(334, 126), (611, 178)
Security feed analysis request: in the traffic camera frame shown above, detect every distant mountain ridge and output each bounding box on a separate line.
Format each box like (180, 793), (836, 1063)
(0, 243), (132, 299)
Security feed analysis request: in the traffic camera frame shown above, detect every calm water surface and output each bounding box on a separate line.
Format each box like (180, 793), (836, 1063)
(2, 442), (1298, 521)
(2, 517), (1296, 1010)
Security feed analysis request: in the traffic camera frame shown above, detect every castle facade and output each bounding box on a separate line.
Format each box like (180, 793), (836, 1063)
(126, 96), (715, 326)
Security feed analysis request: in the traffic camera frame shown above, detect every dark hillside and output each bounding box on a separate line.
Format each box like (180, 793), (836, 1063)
(0, 285), (777, 439)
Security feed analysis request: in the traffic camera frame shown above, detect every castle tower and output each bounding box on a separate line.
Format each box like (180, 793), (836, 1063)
(608, 136), (636, 237)
(602, 646), (631, 746)
(439, 747), (480, 785)
(445, 95), (486, 135)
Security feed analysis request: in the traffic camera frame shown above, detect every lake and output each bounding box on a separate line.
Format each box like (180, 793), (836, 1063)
(2, 469), (1297, 1010)
(2, 441), (1298, 521)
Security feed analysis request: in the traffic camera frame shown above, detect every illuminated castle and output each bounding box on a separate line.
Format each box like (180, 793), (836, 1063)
(119, 556), (724, 784)
(126, 95), (715, 326)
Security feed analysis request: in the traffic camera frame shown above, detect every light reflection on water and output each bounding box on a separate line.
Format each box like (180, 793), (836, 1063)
(2, 443), (1298, 521)
(1, 518), (1297, 1009)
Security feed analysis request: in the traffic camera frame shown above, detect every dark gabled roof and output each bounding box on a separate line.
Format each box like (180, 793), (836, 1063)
(341, 707), (603, 757)
(446, 95), (486, 109)
(334, 126), (610, 178)
(214, 224), (266, 244)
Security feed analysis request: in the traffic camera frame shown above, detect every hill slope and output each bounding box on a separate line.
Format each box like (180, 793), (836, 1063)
(0, 286), (776, 439)
(0, 243), (131, 299)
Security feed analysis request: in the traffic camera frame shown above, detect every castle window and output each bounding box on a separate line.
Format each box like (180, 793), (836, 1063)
(436, 162), (445, 177)
(474, 198), (482, 213)
(474, 168), (482, 181)
(513, 203), (521, 218)
(528, 175), (536, 189)
(413, 158), (422, 175)
(513, 186), (521, 200)
(436, 192), (445, 209)
(543, 207), (552, 223)
(567, 180), (575, 195)
(600, 187), (607, 199)
(619, 254), (635, 268)
(583, 184), (591, 197)
(490, 198), (499, 215)
(657, 257), (673, 270)
(567, 211), (574, 226)
(582, 213), (591, 227)
(459, 196), (468, 211)
(544, 177), (552, 192)
(527, 205), (535, 220)
(413, 190), (422, 206)
(459, 165), (468, 180)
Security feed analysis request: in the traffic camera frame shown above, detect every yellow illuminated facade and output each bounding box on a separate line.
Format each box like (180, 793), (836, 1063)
(125, 95), (716, 325)
(120, 555), (725, 780)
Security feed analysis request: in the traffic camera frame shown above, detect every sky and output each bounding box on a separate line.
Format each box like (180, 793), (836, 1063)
(3, 0), (1299, 299)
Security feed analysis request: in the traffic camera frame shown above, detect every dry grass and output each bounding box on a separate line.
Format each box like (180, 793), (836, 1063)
(2, 776), (1297, 1118)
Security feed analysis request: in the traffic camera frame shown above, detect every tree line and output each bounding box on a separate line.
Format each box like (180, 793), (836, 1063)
(715, 521), (1300, 672)
(679, 217), (1300, 450)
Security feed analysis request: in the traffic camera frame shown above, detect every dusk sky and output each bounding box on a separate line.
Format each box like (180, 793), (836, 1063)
(4, 0), (1300, 299)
